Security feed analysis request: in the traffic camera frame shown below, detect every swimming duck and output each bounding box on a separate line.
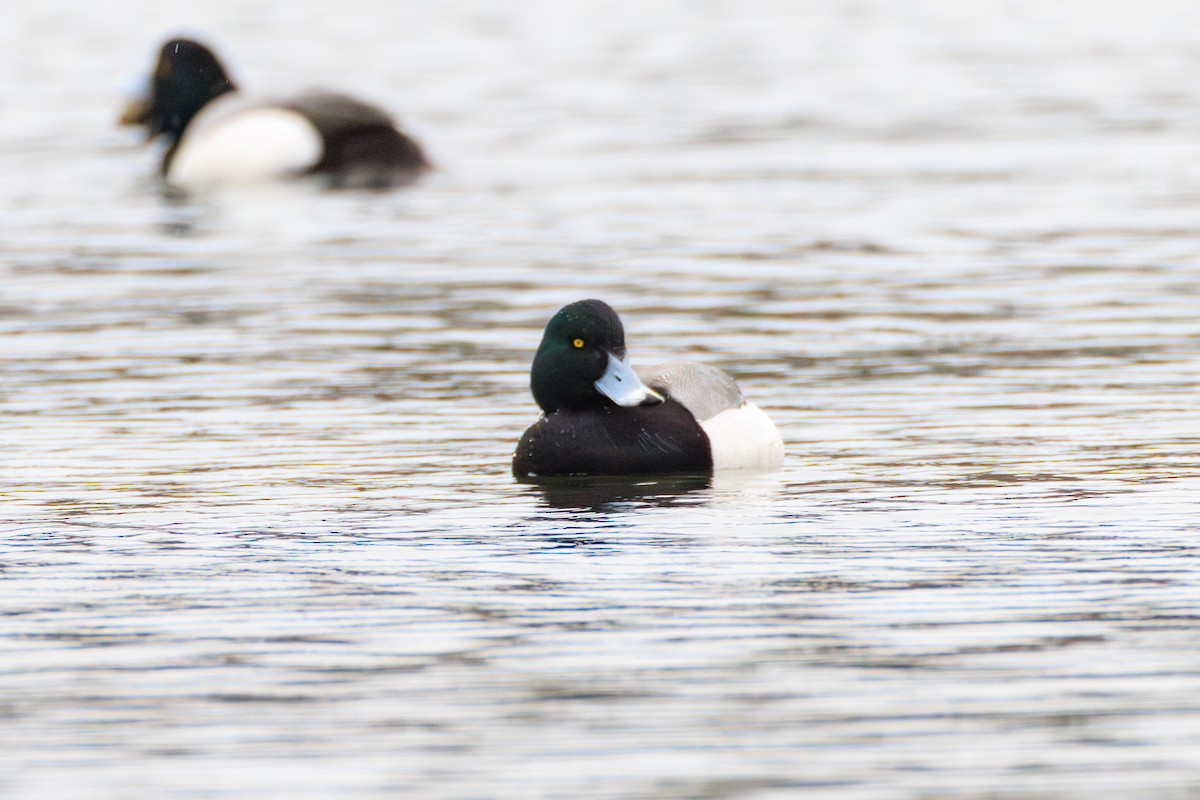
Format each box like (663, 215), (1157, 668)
(120, 38), (429, 189)
(513, 300), (784, 477)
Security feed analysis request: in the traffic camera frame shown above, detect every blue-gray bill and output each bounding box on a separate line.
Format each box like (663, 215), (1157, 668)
(594, 353), (664, 407)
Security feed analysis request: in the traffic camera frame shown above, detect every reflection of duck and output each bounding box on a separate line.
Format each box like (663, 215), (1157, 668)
(120, 38), (429, 190)
(513, 299), (784, 477)
(519, 473), (712, 511)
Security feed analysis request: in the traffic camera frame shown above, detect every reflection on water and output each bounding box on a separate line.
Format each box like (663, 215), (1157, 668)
(519, 473), (713, 510)
(2, 0), (1200, 798)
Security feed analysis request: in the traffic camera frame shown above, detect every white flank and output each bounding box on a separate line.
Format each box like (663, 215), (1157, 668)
(168, 102), (323, 189)
(701, 402), (784, 471)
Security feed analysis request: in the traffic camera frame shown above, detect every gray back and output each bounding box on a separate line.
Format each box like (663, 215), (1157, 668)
(636, 361), (744, 423)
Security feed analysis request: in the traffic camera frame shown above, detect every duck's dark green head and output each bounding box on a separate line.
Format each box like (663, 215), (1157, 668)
(121, 38), (237, 144)
(530, 299), (664, 413)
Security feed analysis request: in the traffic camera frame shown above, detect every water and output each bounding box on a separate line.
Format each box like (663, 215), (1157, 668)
(3, 0), (1200, 797)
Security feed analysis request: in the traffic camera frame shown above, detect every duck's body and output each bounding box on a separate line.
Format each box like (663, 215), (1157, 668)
(638, 361), (784, 471)
(122, 39), (429, 190)
(513, 300), (784, 478)
(514, 398), (713, 477)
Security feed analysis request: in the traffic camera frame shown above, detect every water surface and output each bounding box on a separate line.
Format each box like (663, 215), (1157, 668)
(2, 1), (1200, 797)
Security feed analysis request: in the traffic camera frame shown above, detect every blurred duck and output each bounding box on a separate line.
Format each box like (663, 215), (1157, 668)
(513, 300), (784, 477)
(120, 38), (429, 190)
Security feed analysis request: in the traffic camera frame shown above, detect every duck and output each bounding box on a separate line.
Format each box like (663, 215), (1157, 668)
(120, 37), (430, 190)
(513, 299), (784, 477)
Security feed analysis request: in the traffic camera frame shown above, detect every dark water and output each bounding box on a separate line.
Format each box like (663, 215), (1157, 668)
(2, 1), (1200, 797)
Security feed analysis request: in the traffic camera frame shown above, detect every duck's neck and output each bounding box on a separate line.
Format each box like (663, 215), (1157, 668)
(155, 78), (237, 172)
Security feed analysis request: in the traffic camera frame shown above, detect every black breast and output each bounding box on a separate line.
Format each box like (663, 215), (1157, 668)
(512, 399), (712, 477)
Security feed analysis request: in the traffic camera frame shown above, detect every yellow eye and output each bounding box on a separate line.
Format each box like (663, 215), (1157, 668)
(572, 338), (585, 348)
